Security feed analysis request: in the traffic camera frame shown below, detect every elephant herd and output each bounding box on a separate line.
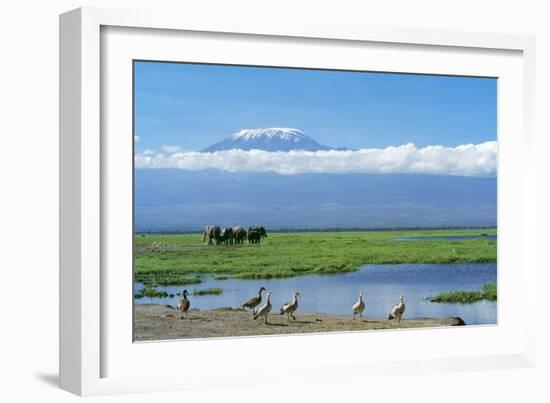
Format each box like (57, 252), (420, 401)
(203, 225), (268, 246)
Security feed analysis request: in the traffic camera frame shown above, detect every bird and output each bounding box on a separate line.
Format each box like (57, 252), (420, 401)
(253, 291), (272, 324)
(352, 292), (365, 320)
(177, 289), (190, 319)
(280, 291), (300, 320)
(241, 286), (266, 314)
(388, 293), (405, 323)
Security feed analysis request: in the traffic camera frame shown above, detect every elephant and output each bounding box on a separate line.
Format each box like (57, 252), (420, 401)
(247, 226), (268, 244)
(221, 227), (234, 245)
(203, 225), (222, 245)
(233, 226), (247, 244)
(247, 230), (262, 244)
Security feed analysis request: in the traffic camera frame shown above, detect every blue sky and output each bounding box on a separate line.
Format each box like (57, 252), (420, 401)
(134, 61), (496, 152)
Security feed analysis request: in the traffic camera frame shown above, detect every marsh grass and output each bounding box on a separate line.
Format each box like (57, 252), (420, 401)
(156, 275), (202, 286)
(429, 282), (497, 303)
(192, 287), (223, 296)
(429, 291), (484, 303)
(134, 287), (169, 299)
(134, 229), (496, 284)
(481, 282), (497, 301)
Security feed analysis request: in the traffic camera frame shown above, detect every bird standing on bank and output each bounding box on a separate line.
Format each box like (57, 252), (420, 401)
(177, 289), (190, 319)
(388, 293), (405, 323)
(352, 292), (365, 320)
(280, 291), (300, 320)
(254, 291), (273, 324)
(241, 286), (267, 314)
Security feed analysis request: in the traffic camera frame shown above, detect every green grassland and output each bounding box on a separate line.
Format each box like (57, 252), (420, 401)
(134, 229), (497, 286)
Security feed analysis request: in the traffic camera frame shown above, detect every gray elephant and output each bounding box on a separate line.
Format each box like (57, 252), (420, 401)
(203, 225), (222, 245)
(233, 226), (247, 244)
(221, 227), (234, 245)
(247, 226), (268, 244)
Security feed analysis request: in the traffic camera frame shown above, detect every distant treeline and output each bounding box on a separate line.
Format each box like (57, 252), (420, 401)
(135, 225), (497, 235)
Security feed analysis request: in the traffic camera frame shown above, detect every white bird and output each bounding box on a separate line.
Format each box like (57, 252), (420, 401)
(177, 289), (190, 319)
(253, 291), (272, 324)
(352, 292), (365, 320)
(280, 291), (300, 320)
(388, 293), (405, 323)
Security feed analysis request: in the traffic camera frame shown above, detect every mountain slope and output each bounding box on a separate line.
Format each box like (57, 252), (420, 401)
(134, 169), (497, 232)
(202, 128), (331, 152)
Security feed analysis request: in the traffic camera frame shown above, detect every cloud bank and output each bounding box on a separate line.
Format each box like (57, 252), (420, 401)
(135, 141), (497, 176)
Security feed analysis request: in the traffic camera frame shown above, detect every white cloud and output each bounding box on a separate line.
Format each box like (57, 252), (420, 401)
(135, 141), (497, 176)
(160, 144), (186, 154)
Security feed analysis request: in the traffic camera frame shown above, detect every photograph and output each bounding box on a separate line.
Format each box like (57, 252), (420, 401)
(132, 61), (497, 341)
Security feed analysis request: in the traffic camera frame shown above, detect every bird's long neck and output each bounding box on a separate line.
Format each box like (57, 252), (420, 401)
(359, 295), (363, 303)
(258, 289), (264, 297)
(266, 294), (271, 305)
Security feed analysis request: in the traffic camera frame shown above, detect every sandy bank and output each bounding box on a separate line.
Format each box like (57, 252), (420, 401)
(134, 304), (465, 341)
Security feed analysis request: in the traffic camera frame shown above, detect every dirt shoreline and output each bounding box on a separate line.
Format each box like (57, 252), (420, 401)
(134, 304), (466, 341)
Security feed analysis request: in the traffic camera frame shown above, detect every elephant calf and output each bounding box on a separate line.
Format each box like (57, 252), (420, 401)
(247, 226), (268, 244)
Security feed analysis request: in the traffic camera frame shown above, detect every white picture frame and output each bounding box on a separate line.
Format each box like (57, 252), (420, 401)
(59, 6), (537, 396)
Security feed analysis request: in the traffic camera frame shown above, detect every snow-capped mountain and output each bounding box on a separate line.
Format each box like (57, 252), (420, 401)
(202, 128), (331, 152)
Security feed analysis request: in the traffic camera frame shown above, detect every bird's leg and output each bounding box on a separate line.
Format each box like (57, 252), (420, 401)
(292, 314), (296, 320)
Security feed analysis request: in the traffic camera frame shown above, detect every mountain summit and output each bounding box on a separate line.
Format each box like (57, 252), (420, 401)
(202, 128), (331, 152)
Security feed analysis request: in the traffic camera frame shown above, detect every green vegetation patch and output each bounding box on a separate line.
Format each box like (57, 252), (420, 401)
(192, 287), (223, 296)
(481, 282), (497, 301)
(134, 229), (497, 281)
(430, 282), (497, 303)
(156, 275), (202, 286)
(134, 287), (172, 299)
(134, 270), (202, 287)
